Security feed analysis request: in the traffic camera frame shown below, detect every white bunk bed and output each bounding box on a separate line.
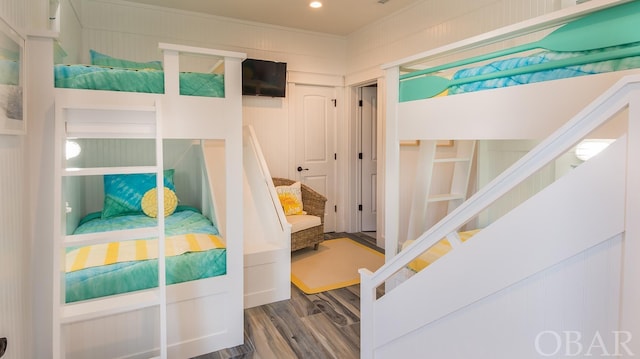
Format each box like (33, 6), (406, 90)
(361, 0), (640, 358)
(52, 42), (246, 358)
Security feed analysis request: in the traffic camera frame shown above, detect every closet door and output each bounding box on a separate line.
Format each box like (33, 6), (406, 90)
(360, 86), (377, 232)
(292, 84), (336, 232)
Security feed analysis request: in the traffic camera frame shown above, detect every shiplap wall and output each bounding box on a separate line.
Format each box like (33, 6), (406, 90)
(0, 137), (28, 359)
(0, 0), (29, 358)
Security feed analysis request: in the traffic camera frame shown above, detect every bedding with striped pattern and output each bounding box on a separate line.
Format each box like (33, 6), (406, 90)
(65, 207), (226, 303)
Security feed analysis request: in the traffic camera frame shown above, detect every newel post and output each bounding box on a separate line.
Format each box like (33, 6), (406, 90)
(359, 269), (375, 359)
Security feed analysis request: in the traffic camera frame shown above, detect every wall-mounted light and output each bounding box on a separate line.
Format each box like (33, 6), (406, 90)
(574, 139), (614, 161)
(310, 1), (322, 8)
(65, 140), (81, 160)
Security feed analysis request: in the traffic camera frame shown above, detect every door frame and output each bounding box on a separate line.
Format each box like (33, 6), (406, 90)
(357, 84), (378, 232)
(348, 79), (384, 246)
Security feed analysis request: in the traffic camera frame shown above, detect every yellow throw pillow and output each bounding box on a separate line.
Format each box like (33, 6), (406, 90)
(141, 187), (178, 218)
(276, 182), (304, 215)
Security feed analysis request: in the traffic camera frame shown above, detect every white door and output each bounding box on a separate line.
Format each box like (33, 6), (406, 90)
(293, 84), (336, 232)
(361, 86), (377, 232)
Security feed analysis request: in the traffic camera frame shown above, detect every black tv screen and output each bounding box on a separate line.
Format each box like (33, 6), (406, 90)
(242, 59), (287, 97)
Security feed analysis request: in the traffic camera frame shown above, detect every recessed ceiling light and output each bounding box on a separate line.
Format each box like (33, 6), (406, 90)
(310, 1), (322, 8)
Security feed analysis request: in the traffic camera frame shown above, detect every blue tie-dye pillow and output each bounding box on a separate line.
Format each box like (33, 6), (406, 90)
(102, 169), (176, 219)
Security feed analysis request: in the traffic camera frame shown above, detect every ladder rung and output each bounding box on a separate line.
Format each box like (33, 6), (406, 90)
(64, 227), (159, 247)
(61, 289), (160, 324)
(63, 165), (159, 177)
(427, 193), (466, 202)
(59, 103), (157, 112)
(64, 105), (158, 139)
(434, 157), (471, 163)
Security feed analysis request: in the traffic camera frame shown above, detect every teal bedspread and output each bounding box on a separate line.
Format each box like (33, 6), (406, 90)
(66, 206), (226, 303)
(54, 64), (225, 97)
(449, 43), (640, 95)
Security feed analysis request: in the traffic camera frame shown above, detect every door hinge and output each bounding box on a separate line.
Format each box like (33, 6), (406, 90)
(358, 152), (363, 159)
(359, 100), (363, 107)
(358, 204), (363, 211)
(334, 205), (337, 212)
(332, 99), (337, 107)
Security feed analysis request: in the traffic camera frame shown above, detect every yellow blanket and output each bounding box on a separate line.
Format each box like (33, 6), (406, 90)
(66, 233), (225, 273)
(404, 229), (479, 272)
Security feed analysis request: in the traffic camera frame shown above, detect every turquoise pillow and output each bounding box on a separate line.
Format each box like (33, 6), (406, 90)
(90, 49), (163, 70)
(102, 169), (176, 219)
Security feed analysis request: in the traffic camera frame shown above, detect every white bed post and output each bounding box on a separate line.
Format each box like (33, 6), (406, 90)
(621, 88), (640, 358)
(222, 55), (245, 345)
(384, 66), (400, 262)
(162, 49), (179, 97)
(154, 99), (168, 359)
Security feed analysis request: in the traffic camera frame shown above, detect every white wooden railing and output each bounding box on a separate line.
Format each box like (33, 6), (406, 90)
(243, 124), (290, 235)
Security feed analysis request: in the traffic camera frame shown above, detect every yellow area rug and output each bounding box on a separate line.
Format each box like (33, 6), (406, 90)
(291, 237), (385, 294)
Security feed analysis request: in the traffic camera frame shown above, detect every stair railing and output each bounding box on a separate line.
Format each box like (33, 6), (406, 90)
(243, 125), (290, 234)
(360, 74), (640, 358)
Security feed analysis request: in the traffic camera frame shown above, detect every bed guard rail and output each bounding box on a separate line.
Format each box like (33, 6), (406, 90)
(383, 0), (632, 76)
(158, 42), (246, 97)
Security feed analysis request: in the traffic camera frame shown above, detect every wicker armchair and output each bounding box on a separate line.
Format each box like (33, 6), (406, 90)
(272, 177), (327, 251)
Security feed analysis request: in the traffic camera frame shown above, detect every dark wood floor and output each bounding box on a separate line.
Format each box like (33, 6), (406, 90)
(194, 232), (380, 359)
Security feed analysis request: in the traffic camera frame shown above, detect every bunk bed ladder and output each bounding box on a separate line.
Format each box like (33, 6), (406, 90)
(52, 97), (168, 359)
(406, 140), (476, 243)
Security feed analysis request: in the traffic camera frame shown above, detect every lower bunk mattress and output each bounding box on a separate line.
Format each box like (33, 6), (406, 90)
(65, 206), (226, 303)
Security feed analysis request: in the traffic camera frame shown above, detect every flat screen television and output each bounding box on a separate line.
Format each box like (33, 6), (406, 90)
(242, 58), (287, 97)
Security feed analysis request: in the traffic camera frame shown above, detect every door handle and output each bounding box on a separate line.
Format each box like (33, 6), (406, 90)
(297, 166), (309, 172)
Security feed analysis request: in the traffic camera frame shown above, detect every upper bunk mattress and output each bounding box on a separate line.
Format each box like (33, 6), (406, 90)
(399, 43), (640, 101)
(449, 43), (640, 95)
(54, 64), (225, 97)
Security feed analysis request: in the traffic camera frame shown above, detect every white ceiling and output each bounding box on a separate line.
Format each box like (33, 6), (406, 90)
(124, 0), (421, 36)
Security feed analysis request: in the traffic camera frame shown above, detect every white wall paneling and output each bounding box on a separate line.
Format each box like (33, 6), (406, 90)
(0, 1), (29, 358)
(0, 134), (29, 359)
(72, 0), (347, 74)
(1, 0), (25, 33)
